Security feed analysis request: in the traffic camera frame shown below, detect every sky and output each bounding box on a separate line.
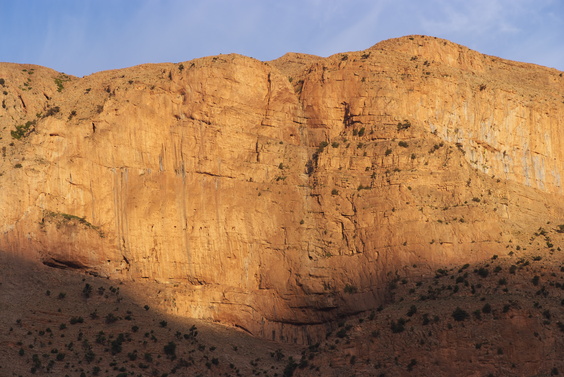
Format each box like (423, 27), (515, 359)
(1, 0), (563, 77)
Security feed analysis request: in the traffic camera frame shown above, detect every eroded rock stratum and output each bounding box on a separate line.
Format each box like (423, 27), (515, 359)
(1, 35), (563, 342)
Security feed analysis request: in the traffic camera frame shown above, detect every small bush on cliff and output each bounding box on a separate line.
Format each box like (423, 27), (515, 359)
(44, 106), (60, 117)
(344, 284), (357, 294)
(11, 120), (35, 139)
(316, 141), (329, 154)
(397, 120), (411, 131)
(54, 74), (70, 92)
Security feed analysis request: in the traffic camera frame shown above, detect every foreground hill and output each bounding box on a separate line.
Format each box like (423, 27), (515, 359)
(1, 228), (562, 376)
(0, 35), (563, 349)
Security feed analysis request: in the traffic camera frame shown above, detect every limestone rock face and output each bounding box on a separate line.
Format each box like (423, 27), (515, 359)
(1, 35), (563, 342)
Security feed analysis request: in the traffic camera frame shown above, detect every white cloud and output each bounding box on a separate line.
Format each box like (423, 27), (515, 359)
(419, 0), (517, 36)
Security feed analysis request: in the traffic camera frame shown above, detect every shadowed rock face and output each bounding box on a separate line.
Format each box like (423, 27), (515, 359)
(1, 35), (563, 343)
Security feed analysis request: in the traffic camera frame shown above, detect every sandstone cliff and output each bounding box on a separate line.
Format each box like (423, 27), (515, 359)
(1, 35), (563, 343)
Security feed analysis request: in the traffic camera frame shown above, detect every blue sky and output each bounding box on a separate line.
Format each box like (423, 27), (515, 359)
(1, 0), (563, 77)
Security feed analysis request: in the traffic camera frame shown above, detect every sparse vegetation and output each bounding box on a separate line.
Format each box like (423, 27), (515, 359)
(11, 120), (36, 139)
(452, 307), (469, 322)
(397, 120), (411, 131)
(54, 74), (70, 92)
(344, 284), (358, 294)
(390, 318), (407, 333)
(44, 106), (60, 117)
(43, 211), (104, 237)
(317, 141), (329, 153)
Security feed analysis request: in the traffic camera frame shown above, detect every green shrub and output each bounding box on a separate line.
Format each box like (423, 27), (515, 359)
(69, 316), (84, 325)
(44, 106), (60, 117)
(476, 268), (489, 278)
(398, 141), (409, 148)
(84, 349), (95, 363)
(336, 328), (348, 338)
(317, 141), (329, 152)
(344, 284), (357, 294)
(110, 339), (122, 354)
(452, 307), (469, 321)
(391, 318), (407, 333)
(82, 283), (92, 298)
(54, 74), (70, 92)
(397, 120), (411, 131)
(406, 305), (417, 317)
(105, 313), (118, 324)
(164, 341), (176, 357)
(11, 120), (36, 139)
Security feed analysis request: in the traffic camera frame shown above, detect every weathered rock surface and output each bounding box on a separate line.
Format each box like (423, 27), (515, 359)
(1, 35), (563, 343)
